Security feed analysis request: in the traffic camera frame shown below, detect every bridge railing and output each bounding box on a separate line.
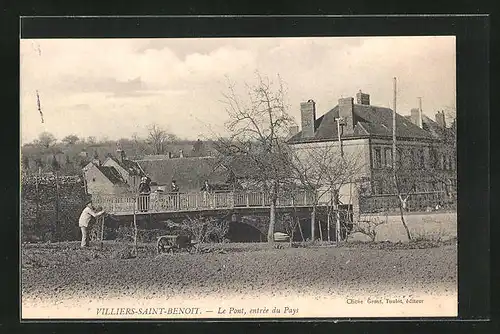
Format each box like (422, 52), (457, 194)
(92, 190), (317, 214)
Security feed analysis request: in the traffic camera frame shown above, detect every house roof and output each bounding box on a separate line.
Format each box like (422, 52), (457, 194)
(419, 115), (455, 141)
(96, 165), (126, 185)
(288, 104), (437, 144)
(134, 156), (229, 191)
(106, 156), (144, 176)
(219, 153), (291, 181)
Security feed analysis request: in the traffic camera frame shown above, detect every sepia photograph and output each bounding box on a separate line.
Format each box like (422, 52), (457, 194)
(20, 35), (457, 319)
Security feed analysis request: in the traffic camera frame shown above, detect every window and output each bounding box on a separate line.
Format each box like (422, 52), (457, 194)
(430, 148), (438, 169)
(384, 148), (392, 168)
(412, 149), (419, 168)
(420, 149), (425, 169)
(373, 148), (382, 169)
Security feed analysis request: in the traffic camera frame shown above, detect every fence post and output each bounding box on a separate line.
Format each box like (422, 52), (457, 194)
(100, 215), (105, 250)
(35, 167), (40, 240)
(246, 192), (250, 207)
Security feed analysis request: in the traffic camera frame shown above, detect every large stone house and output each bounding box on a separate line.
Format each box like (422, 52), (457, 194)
(287, 90), (456, 212)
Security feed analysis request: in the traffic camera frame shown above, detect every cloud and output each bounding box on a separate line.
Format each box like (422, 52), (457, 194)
(54, 76), (148, 94)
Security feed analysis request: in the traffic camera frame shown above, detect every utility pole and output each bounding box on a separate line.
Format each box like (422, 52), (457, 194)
(334, 117), (345, 244)
(393, 78), (397, 171)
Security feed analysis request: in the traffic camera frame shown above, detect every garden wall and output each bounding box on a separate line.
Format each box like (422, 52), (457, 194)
(350, 211), (457, 242)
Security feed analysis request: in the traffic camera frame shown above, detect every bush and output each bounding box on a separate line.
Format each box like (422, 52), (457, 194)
(110, 245), (136, 259)
(351, 216), (387, 242)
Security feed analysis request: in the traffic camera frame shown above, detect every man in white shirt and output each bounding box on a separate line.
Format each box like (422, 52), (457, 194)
(79, 200), (105, 247)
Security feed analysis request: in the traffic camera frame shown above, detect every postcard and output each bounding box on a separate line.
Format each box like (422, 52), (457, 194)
(20, 31), (457, 319)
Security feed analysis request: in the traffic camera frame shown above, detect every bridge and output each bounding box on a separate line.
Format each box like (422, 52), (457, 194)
(91, 190), (352, 243)
(92, 190), (330, 217)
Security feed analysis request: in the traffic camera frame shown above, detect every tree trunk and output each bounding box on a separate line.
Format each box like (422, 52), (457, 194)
(398, 199), (412, 241)
(311, 205), (316, 242)
(393, 171), (412, 242)
(327, 209), (331, 242)
(297, 216), (305, 242)
(267, 198), (276, 243)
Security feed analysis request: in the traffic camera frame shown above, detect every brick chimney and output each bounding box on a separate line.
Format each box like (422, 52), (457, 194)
(117, 149), (126, 163)
(355, 90), (370, 105)
(300, 100), (316, 139)
(410, 108), (423, 128)
(435, 110), (446, 128)
(338, 97), (355, 133)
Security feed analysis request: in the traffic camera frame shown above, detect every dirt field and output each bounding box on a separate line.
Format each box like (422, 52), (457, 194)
(22, 240), (457, 310)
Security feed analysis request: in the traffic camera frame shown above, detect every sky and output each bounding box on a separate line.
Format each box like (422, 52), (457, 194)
(20, 36), (456, 144)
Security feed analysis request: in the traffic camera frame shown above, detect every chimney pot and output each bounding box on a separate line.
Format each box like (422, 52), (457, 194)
(435, 111), (446, 128)
(338, 97), (355, 133)
(410, 108), (422, 128)
(117, 149), (126, 163)
(356, 90), (370, 105)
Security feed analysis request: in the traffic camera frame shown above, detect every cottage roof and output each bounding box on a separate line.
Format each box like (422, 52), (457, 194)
(219, 153), (290, 180)
(106, 156), (144, 176)
(288, 104), (436, 144)
(134, 156), (229, 191)
(96, 165), (126, 184)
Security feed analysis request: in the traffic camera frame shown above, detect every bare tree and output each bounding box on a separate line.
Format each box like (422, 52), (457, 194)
(216, 72), (295, 243)
(146, 124), (177, 155)
(288, 142), (365, 241)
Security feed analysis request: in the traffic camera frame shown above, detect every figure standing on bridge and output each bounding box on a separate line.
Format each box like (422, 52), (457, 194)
(201, 180), (214, 208)
(138, 176), (151, 212)
(171, 179), (180, 209)
(171, 179), (179, 193)
(78, 200), (105, 248)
